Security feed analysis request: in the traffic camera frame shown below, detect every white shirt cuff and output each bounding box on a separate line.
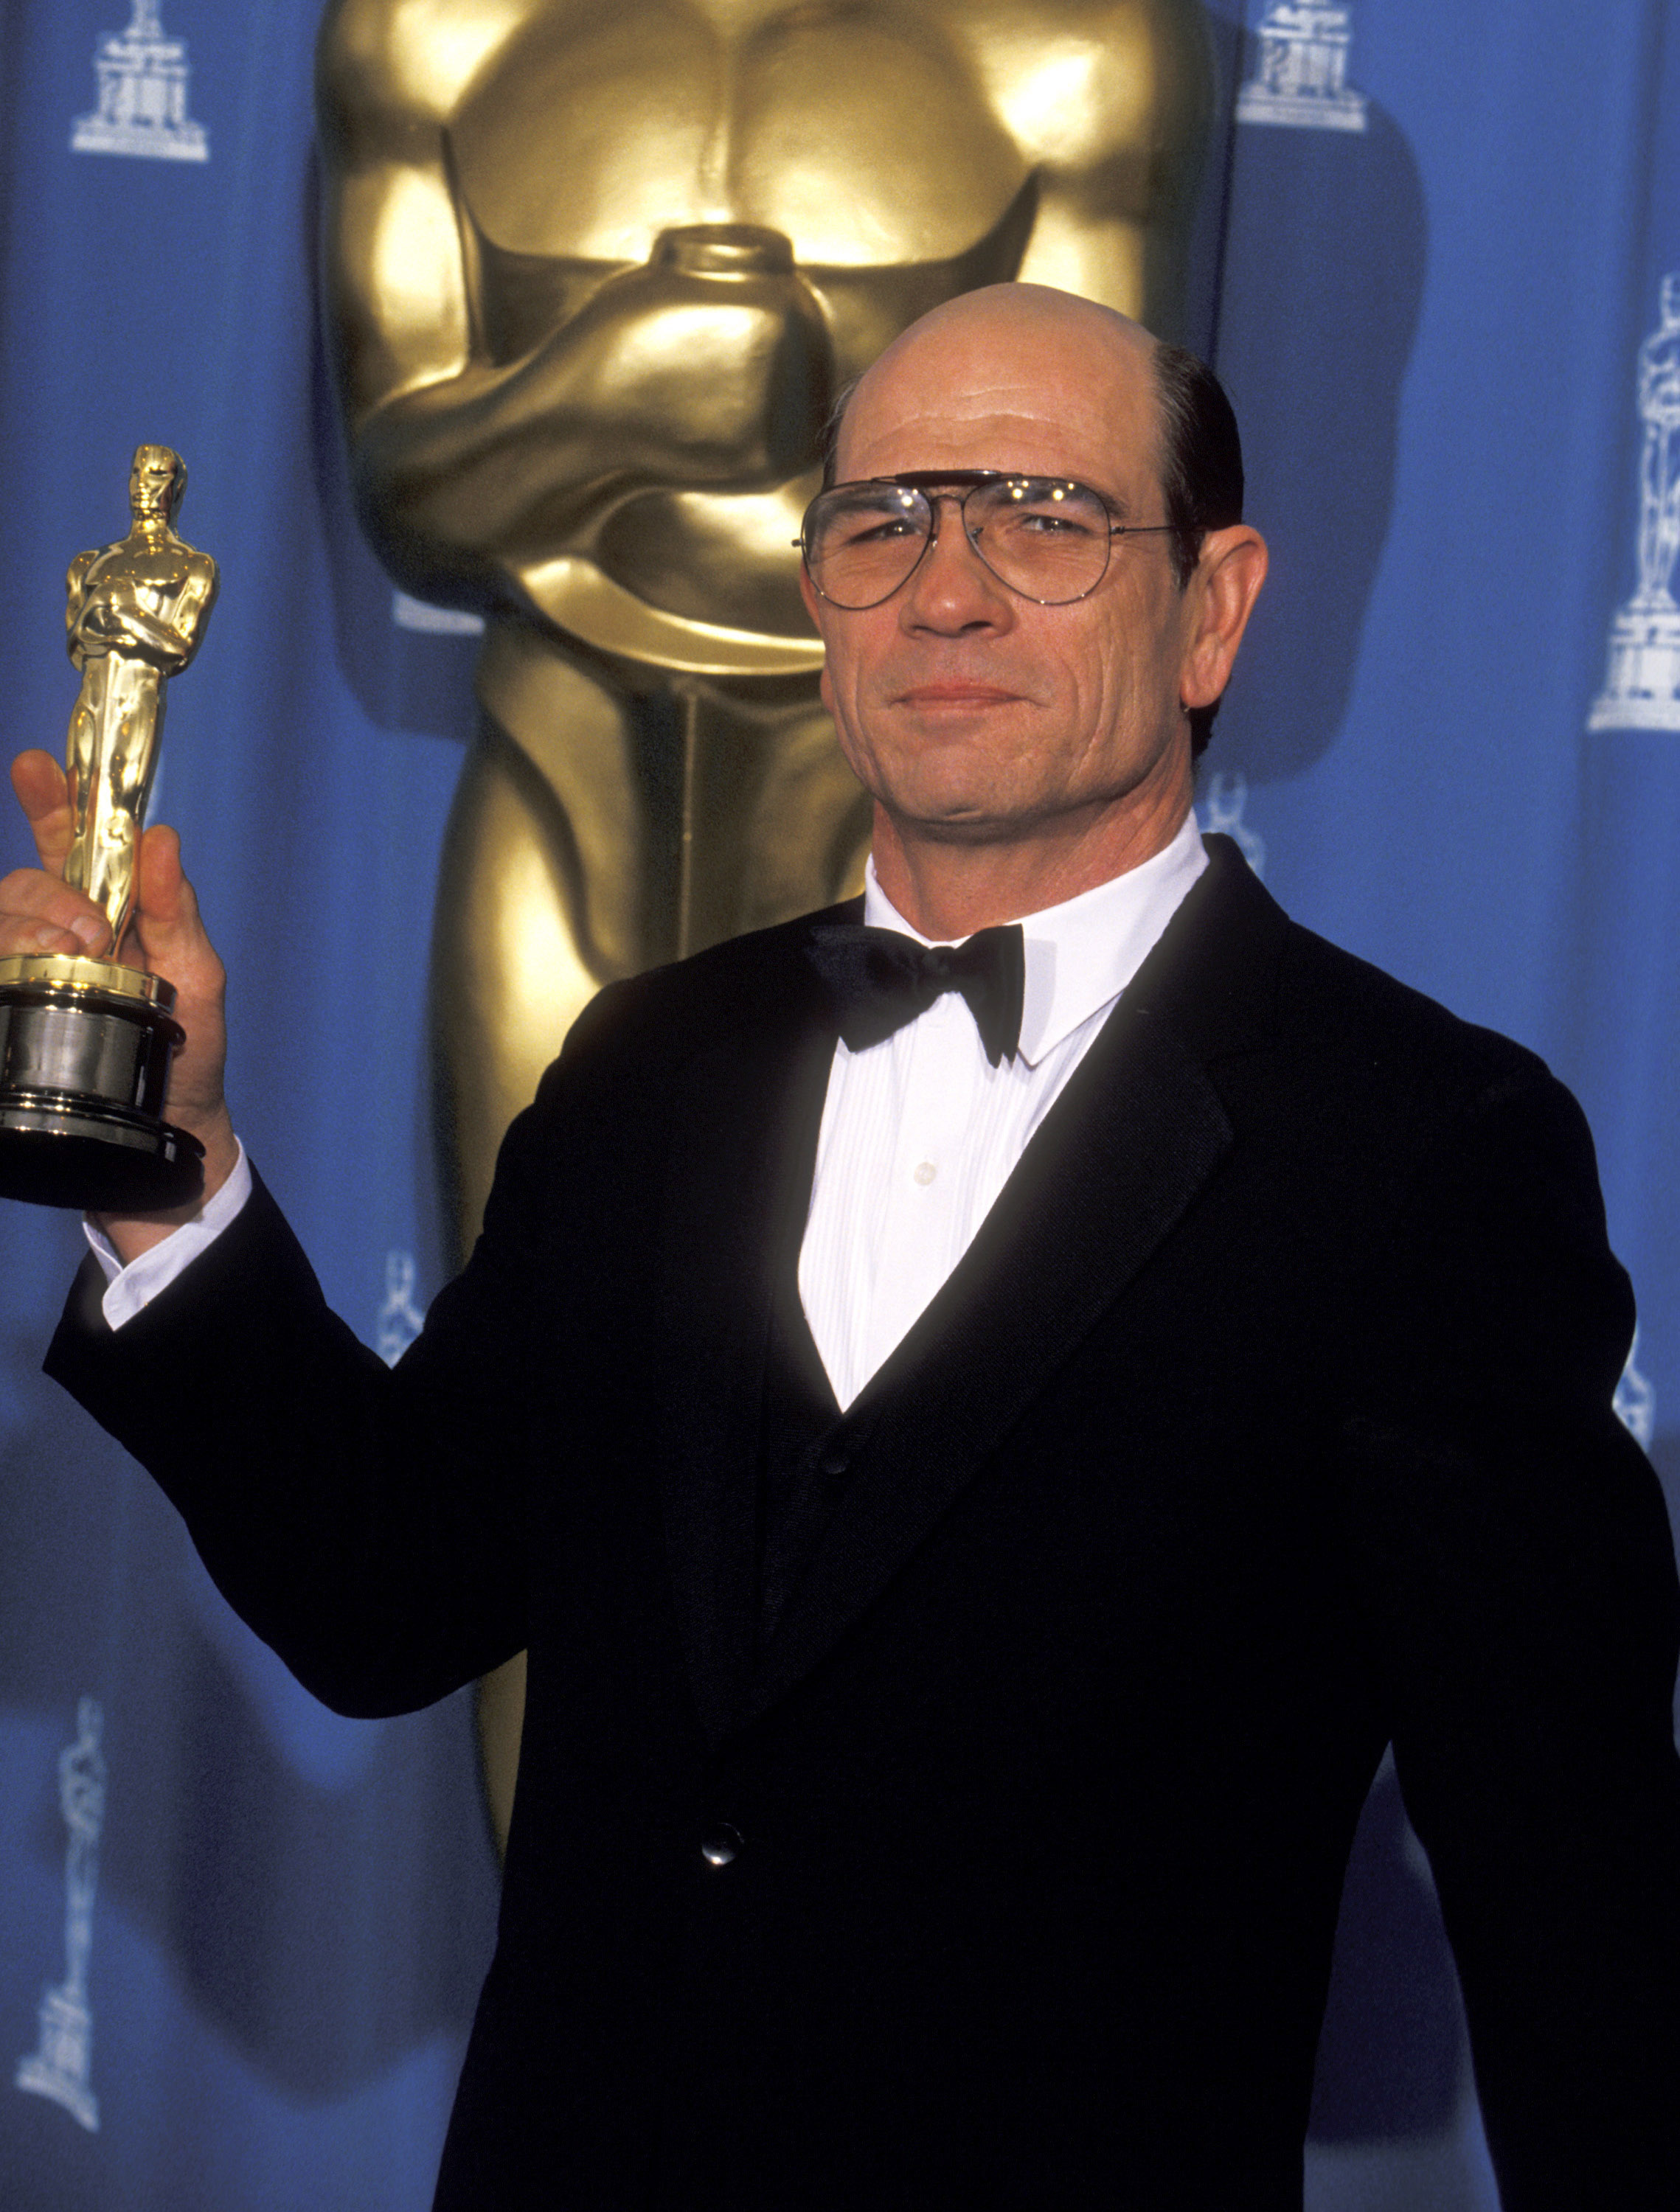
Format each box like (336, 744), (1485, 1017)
(83, 1140), (254, 1331)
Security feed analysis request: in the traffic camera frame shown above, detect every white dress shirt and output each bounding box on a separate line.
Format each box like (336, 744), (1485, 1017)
(799, 813), (1207, 1408)
(86, 1139), (253, 1329)
(88, 815), (1209, 1384)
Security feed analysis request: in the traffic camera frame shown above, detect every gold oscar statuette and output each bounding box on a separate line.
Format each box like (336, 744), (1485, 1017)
(0, 445), (219, 1210)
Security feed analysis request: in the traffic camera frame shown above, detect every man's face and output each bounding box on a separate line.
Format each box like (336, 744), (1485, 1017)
(802, 299), (1210, 854)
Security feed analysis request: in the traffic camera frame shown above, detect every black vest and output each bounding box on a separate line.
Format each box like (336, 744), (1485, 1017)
(757, 1264), (858, 1648)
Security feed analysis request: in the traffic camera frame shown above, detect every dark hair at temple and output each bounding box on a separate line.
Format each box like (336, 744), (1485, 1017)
(1152, 343), (1245, 759)
(820, 378), (859, 487)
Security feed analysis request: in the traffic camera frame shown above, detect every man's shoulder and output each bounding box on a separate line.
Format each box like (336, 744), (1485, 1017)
(531, 898), (853, 1098)
(1277, 914), (1550, 1093)
(1173, 837), (1559, 1119)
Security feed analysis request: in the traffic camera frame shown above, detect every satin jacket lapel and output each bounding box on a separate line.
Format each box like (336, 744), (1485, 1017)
(652, 943), (842, 1740)
(749, 840), (1282, 1721)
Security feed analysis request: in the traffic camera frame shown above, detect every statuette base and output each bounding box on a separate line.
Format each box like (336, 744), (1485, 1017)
(0, 955), (203, 1210)
(1588, 597), (1680, 731)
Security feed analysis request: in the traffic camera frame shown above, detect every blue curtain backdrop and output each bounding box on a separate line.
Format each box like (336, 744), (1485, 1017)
(1, 4), (1675, 2206)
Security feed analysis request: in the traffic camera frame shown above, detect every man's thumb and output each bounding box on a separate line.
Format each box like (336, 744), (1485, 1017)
(131, 824), (213, 970)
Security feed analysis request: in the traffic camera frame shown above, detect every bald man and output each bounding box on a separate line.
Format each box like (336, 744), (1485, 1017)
(8, 287), (1680, 2210)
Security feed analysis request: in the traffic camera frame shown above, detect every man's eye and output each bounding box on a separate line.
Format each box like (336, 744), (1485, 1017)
(836, 513), (920, 547)
(1008, 508), (1098, 539)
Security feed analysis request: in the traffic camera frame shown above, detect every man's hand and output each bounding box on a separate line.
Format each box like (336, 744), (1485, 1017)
(2, 748), (239, 1259)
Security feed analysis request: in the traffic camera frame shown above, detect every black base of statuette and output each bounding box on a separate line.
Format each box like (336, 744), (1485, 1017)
(0, 955), (205, 1211)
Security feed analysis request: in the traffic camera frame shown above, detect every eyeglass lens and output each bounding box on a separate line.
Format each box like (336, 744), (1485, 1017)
(804, 478), (1115, 608)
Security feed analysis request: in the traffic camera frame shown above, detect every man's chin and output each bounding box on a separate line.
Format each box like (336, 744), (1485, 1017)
(900, 809), (1015, 846)
(880, 787), (1032, 845)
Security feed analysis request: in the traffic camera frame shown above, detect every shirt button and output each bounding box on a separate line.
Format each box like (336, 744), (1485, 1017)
(913, 1161), (937, 1186)
(700, 1825), (743, 1868)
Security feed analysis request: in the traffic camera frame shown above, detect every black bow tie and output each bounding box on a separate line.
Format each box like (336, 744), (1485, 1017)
(805, 921), (1026, 1065)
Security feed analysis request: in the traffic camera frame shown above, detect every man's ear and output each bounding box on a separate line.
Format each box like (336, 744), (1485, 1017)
(1181, 526), (1268, 713)
(797, 564), (835, 714)
(799, 560), (824, 631)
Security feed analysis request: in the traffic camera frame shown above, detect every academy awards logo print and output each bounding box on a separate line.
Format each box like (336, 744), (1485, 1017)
(1614, 1328), (1656, 1451)
(1199, 770), (1267, 877)
(71, 1), (208, 164)
(15, 1700), (107, 2134)
(392, 590), (485, 638)
(378, 1251), (428, 1366)
(1237, 3), (1369, 133)
(1589, 276), (1680, 734)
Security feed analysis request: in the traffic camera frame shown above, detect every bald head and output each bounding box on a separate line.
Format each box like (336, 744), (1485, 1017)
(827, 285), (1159, 483)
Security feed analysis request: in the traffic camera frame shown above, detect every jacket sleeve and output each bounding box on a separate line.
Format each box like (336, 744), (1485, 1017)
(42, 1004), (614, 1719)
(1340, 1065), (1680, 2208)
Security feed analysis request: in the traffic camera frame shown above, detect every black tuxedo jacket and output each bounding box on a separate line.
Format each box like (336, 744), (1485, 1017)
(48, 838), (1680, 2209)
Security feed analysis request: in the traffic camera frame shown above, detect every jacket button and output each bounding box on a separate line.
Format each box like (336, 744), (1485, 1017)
(818, 1439), (850, 1478)
(700, 1824), (743, 1868)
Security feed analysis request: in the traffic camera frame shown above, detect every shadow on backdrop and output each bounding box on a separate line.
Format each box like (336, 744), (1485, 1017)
(1187, 19), (1453, 2149)
(1308, 1751), (1467, 2143)
(1200, 76), (1428, 782)
(7, 1378), (496, 2100)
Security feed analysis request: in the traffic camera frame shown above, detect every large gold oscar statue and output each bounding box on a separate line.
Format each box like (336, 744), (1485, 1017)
(316, 0), (1214, 1846)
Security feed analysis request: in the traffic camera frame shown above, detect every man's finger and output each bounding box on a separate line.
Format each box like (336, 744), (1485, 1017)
(123, 824), (223, 990)
(133, 822), (195, 933)
(9, 751), (73, 876)
(0, 868), (111, 959)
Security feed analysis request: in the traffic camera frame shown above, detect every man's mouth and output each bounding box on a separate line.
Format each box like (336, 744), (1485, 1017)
(893, 683), (1022, 709)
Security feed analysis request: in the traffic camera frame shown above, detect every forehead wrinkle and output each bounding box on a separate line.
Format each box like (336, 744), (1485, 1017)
(843, 396), (1157, 518)
(839, 303), (1165, 510)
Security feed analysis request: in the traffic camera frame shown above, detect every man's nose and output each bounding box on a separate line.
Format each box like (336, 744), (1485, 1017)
(900, 496), (1013, 629)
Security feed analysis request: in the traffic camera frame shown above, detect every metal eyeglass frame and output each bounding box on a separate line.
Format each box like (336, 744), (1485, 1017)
(798, 470), (1179, 609)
